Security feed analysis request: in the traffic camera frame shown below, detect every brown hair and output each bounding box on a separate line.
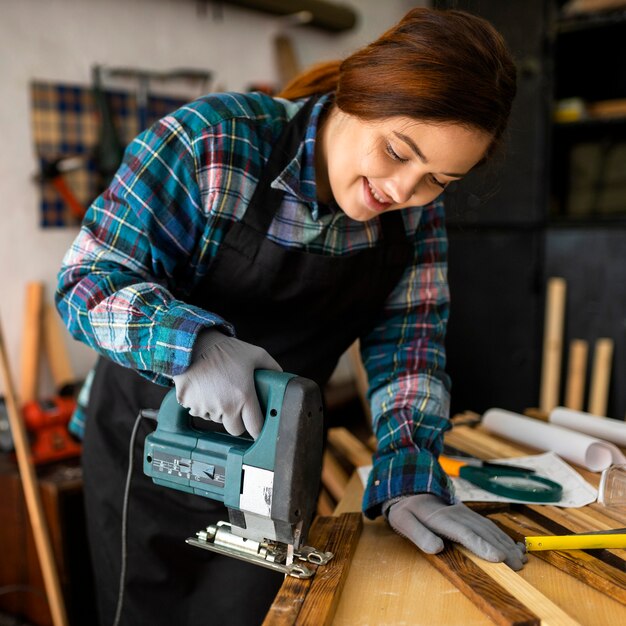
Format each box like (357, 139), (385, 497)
(279, 8), (517, 153)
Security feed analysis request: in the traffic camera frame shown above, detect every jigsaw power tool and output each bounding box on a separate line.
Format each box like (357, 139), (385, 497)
(143, 370), (332, 578)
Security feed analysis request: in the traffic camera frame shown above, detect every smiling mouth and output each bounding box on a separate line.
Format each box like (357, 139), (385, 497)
(364, 178), (392, 210)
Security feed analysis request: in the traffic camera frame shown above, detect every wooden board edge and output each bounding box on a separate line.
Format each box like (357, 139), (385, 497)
(263, 512), (363, 626)
(422, 545), (540, 626)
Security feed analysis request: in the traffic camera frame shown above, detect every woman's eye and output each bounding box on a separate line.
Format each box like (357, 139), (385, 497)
(385, 142), (409, 163)
(429, 175), (447, 190)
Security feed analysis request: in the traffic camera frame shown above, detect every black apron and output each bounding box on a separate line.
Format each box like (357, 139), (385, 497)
(83, 96), (412, 626)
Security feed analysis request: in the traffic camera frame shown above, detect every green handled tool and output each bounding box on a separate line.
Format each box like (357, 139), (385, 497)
(440, 454), (563, 503)
(143, 370), (332, 578)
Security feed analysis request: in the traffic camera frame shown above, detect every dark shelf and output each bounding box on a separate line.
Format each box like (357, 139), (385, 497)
(554, 116), (626, 130)
(556, 8), (626, 33)
(547, 215), (626, 227)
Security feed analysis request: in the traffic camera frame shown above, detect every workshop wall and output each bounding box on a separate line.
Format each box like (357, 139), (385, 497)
(0, 0), (420, 397)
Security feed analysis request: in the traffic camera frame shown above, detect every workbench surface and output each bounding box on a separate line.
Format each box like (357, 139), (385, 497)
(331, 426), (626, 626)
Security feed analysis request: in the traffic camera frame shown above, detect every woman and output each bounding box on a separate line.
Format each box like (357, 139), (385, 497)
(57, 7), (524, 625)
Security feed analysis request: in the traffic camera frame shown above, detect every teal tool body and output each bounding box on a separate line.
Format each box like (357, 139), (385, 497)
(143, 370), (332, 578)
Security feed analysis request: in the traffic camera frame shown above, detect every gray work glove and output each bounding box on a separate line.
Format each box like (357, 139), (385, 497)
(172, 329), (282, 438)
(386, 494), (527, 570)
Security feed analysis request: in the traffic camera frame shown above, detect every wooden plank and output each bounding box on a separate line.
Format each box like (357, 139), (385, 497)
(459, 546), (582, 626)
(327, 427), (372, 468)
(492, 512), (626, 607)
(588, 338), (614, 416)
(445, 424), (530, 460)
(332, 472), (590, 626)
(0, 316), (69, 626)
(421, 545), (540, 626)
(333, 472), (363, 516)
(42, 303), (75, 393)
(333, 517), (494, 626)
(263, 512), (362, 626)
(317, 488), (335, 517)
(347, 341), (371, 420)
(518, 504), (626, 568)
(321, 450), (349, 502)
(20, 282), (45, 404)
(590, 502), (626, 527)
(540, 277), (567, 413)
(565, 340), (588, 411)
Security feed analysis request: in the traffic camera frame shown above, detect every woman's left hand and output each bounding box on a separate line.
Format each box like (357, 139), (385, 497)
(386, 493), (527, 570)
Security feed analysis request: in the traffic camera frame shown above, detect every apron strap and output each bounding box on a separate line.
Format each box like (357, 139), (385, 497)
(241, 96), (319, 234)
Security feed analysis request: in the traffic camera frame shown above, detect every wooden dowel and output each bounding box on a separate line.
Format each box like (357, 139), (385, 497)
(43, 303), (75, 392)
(422, 545), (541, 625)
(327, 427), (372, 468)
(565, 339), (589, 411)
(347, 340), (371, 420)
(20, 282), (45, 403)
(321, 450), (349, 502)
(316, 488), (335, 517)
(588, 338), (614, 416)
(0, 315), (69, 626)
(540, 277), (567, 413)
(458, 546), (581, 626)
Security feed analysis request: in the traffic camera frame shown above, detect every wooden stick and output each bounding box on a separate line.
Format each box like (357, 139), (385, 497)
(458, 546), (582, 626)
(327, 427), (372, 468)
(519, 504), (626, 566)
(274, 34), (301, 88)
(347, 340), (371, 420)
(316, 488), (335, 517)
(564, 339), (589, 411)
(540, 277), (567, 413)
(20, 282), (45, 404)
(523, 407), (550, 422)
(422, 545), (540, 626)
(0, 315), (69, 626)
(565, 340), (588, 411)
(262, 512), (362, 626)
(321, 450), (349, 502)
(588, 338), (614, 416)
(43, 303), (75, 392)
(492, 512), (626, 607)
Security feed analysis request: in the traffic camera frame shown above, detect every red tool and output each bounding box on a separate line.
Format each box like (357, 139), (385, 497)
(39, 156), (87, 220)
(22, 396), (80, 464)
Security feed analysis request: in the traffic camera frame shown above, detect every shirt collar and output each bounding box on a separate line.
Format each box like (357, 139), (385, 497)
(271, 93), (334, 221)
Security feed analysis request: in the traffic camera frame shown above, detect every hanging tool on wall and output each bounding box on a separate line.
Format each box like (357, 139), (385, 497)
(273, 11), (311, 89)
(36, 155), (87, 220)
(103, 66), (212, 132)
(92, 65), (212, 190)
(92, 65), (126, 192)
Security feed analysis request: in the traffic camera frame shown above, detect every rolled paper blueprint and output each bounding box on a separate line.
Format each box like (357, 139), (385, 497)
(482, 409), (626, 472)
(550, 407), (626, 447)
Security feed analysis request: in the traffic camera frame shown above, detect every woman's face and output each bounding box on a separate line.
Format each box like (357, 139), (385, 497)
(316, 109), (492, 222)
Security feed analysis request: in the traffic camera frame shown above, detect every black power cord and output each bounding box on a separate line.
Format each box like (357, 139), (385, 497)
(112, 408), (158, 626)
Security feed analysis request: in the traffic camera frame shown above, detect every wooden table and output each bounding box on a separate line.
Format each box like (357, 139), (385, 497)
(330, 426), (626, 626)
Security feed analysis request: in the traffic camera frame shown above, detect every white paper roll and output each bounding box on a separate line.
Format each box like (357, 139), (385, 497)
(550, 407), (626, 447)
(482, 408), (626, 472)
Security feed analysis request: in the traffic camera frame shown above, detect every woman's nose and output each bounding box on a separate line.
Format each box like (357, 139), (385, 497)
(386, 177), (419, 204)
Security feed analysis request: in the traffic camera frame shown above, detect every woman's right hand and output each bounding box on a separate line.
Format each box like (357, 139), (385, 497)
(173, 329), (282, 438)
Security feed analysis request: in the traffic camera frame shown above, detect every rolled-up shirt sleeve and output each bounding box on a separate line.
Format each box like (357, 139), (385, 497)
(360, 198), (455, 519)
(56, 115), (234, 386)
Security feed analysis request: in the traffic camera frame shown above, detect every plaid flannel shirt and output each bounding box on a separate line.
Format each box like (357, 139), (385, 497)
(56, 92), (454, 518)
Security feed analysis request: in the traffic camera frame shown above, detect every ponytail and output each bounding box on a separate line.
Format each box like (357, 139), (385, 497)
(277, 60), (341, 100)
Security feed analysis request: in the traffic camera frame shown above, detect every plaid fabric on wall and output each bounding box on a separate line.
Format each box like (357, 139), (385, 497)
(31, 81), (190, 227)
